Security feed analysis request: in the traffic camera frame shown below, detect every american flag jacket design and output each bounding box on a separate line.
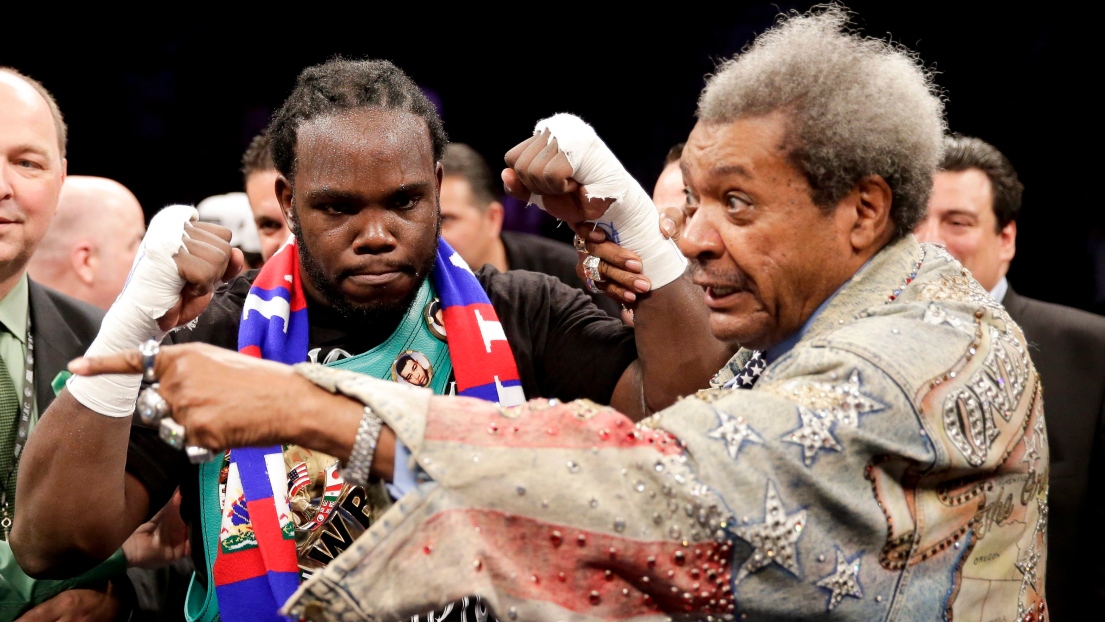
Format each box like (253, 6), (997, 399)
(283, 236), (1048, 622)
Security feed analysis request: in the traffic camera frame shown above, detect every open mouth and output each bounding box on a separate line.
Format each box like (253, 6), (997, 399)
(706, 286), (741, 298)
(702, 284), (753, 309)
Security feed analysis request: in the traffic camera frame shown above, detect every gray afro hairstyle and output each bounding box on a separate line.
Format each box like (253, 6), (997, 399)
(697, 6), (946, 239)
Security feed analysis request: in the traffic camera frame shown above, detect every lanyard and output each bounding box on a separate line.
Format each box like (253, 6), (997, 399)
(1, 312), (35, 536)
(11, 311), (34, 462)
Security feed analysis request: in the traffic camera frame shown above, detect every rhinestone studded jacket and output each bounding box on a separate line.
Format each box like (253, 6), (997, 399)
(283, 236), (1048, 622)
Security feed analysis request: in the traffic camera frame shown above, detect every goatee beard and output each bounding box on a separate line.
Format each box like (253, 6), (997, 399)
(295, 227), (438, 325)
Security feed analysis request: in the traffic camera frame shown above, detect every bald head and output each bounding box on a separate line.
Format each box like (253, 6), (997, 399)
(0, 68), (66, 159)
(28, 176), (145, 309)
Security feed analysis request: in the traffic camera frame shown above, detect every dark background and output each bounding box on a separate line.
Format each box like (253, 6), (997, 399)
(4, 3), (1098, 313)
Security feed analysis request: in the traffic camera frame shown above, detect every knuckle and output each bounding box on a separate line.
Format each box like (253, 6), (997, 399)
(189, 422), (212, 446)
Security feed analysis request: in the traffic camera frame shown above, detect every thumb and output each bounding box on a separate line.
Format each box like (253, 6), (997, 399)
(659, 206), (685, 240)
(69, 350), (145, 376)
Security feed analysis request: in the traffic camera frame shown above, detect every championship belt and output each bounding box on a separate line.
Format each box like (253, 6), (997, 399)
(283, 448), (393, 577)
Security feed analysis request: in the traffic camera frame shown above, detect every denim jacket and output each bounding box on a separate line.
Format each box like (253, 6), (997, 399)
(283, 236), (1048, 621)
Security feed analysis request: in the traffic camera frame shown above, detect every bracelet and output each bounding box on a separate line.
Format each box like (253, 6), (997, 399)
(339, 405), (384, 488)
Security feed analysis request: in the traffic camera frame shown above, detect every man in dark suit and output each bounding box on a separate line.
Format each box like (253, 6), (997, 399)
(915, 134), (1105, 617)
(0, 66), (130, 621)
(27, 283), (103, 419)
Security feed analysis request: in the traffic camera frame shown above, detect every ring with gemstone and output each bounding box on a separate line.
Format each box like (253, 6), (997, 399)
(583, 254), (604, 284)
(159, 419), (187, 450)
(136, 385), (171, 426)
(139, 340), (160, 384)
(573, 235), (587, 253)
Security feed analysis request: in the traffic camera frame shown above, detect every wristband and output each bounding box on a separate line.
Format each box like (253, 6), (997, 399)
(530, 114), (688, 288)
(68, 205), (197, 417)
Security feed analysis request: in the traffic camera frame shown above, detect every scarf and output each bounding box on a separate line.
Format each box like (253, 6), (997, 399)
(213, 237), (524, 621)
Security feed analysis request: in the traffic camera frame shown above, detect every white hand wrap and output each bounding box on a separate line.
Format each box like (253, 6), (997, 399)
(530, 113), (687, 288)
(68, 205), (198, 417)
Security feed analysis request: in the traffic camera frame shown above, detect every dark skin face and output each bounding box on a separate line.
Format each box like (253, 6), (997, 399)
(276, 108), (442, 326)
(680, 112), (894, 350)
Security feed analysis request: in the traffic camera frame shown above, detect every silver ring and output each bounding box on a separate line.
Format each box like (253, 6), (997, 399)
(583, 254), (604, 284)
(186, 446), (216, 464)
(573, 235), (587, 253)
(139, 340), (160, 384)
(159, 419), (186, 450)
(136, 385), (171, 426)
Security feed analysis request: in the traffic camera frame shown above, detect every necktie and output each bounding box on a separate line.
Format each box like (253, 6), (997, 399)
(729, 350), (766, 390)
(0, 351), (20, 537)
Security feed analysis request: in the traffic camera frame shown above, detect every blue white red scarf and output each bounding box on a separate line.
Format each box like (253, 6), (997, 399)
(217, 237), (524, 621)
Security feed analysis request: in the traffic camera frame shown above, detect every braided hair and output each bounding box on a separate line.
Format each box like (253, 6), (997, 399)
(268, 58), (447, 181)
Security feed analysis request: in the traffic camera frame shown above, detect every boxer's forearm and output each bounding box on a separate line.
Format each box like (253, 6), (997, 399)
(12, 391), (150, 578)
(630, 272), (735, 415)
(13, 208), (233, 578)
(370, 427), (396, 482)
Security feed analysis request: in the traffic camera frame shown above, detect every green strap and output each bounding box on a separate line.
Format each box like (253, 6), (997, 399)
(184, 455), (224, 622)
(326, 280), (452, 393)
(188, 280), (451, 620)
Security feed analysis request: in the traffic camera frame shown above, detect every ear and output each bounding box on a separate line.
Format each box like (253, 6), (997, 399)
(486, 201), (504, 236)
(847, 175), (894, 252)
(70, 242), (95, 286)
(434, 162), (444, 193)
(998, 219), (1017, 264)
(275, 174), (296, 233)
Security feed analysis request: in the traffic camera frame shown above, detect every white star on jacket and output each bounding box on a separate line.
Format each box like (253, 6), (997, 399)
(783, 406), (843, 466)
(707, 406), (765, 461)
(816, 548), (864, 610)
(780, 370), (884, 466)
(733, 481), (807, 583)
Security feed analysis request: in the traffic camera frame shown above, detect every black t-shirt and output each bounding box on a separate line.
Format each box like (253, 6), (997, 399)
(125, 265), (636, 582)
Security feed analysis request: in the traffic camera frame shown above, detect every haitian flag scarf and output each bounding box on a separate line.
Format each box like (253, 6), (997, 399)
(215, 237), (525, 621)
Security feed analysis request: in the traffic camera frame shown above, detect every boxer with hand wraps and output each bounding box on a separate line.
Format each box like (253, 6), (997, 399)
(12, 59), (727, 622)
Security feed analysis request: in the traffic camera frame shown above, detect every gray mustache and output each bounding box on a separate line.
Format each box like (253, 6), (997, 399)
(690, 258), (752, 291)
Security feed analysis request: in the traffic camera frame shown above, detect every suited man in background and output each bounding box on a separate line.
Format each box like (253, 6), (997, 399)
(915, 133), (1105, 617)
(0, 67), (128, 619)
(241, 131), (289, 263)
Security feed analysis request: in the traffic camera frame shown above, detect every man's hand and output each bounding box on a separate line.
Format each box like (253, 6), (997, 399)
(659, 206), (688, 244)
(572, 203), (688, 306)
(15, 587), (120, 622)
(122, 489), (189, 569)
(157, 221), (244, 331)
(69, 344), (358, 455)
(574, 223), (651, 305)
(71, 343), (308, 452)
(502, 131), (614, 226)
